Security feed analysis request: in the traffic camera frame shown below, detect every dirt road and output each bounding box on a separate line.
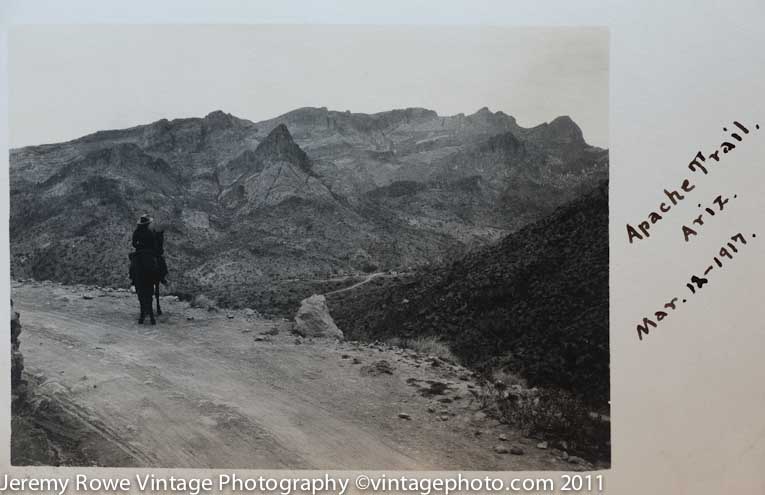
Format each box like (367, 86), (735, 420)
(12, 281), (572, 470)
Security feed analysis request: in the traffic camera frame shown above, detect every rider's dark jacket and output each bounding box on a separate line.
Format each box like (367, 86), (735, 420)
(132, 224), (156, 252)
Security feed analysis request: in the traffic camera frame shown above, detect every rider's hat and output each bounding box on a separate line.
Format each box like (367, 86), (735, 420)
(137, 214), (153, 226)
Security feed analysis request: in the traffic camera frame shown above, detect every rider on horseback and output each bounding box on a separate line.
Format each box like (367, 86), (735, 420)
(130, 214), (168, 286)
(132, 214), (156, 251)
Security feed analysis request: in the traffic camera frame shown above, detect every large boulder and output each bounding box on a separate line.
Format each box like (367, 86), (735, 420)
(294, 294), (344, 339)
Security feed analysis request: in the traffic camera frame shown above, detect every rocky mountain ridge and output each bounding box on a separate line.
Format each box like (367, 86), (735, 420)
(11, 106), (607, 313)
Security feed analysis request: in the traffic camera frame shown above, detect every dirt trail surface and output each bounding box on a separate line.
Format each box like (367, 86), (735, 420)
(13, 280), (573, 470)
(324, 273), (386, 296)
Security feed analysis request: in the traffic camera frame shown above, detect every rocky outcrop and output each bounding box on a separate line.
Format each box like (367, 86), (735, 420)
(293, 295), (344, 339)
(11, 300), (25, 406)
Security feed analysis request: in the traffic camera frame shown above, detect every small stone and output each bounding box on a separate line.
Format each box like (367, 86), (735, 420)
(498, 433), (508, 441)
(227, 314), (235, 319)
(536, 441), (548, 450)
(186, 316), (195, 321)
(254, 336), (266, 342)
(427, 406), (436, 413)
(398, 413), (412, 420)
(474, 430), (482, 437)
(294, 337), (303, 345)
(352, 358), (362, 364)
(341, 354), (351, 359)
(568, 456), (586, 465)
(82, 294), (94, 300)
(494, 445), (509, 454)
(510, 446), (525, 455)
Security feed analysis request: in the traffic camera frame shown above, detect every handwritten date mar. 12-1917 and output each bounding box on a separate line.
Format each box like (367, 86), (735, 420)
(636, 232), (756, 341)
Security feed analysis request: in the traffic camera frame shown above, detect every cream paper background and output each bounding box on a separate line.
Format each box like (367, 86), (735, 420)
(1, 1), (764, 494)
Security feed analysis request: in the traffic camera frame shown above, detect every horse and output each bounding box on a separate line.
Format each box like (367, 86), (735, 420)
(129, 229), (168, 324)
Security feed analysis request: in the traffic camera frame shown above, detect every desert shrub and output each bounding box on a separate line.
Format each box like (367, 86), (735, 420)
(477, 379), (610, 462)
(404, 336), (459, 364)
(361, 262), (378, 273)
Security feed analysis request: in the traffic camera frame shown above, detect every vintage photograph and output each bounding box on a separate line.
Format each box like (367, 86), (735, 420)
(9, 25), (609, 469)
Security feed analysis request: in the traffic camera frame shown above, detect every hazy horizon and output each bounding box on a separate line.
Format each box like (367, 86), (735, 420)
(10, 25), (608, 148)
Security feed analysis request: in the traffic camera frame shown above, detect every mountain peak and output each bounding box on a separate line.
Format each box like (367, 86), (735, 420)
(546, 115), (584, 143)
(255, 124), (311, 174)
(204, 110), (235, 129)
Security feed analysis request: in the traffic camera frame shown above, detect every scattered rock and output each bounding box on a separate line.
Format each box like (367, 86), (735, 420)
(536, 441), (548, 450)
(418, 381), (451, 397)
(360, 360), (394, 376)
(439, 415), (449, 421)
(341, 354), (351, 359)
(398, 413), (412, 420)
(498, 433), (508, 441)
(427, 406), (436, 413)
(226, 314), (235, 319)
(567, 455), (586, 465)
(293, 295), (344, 339)
(262, 327), (279, 336)
(253, 336), (268, 342)
(294, 337), (303, 345)
(351, 357), (362, 364)
(494, 445), (509, 454)
(510, 446), (525, 455)
(82, 294), (94, 300)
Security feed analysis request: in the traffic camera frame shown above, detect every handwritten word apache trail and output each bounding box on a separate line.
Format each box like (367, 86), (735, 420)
(625, 121), (759, 245)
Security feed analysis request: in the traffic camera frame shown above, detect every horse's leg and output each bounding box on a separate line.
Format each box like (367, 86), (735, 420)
(146, 285), (156, 325)
(155, 282), (162, 316)
(137, 289), (146, 324)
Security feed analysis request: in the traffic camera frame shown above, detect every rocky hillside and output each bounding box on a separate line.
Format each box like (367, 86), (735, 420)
(327, 182), (609, 406)
(10, 106), (607, 313)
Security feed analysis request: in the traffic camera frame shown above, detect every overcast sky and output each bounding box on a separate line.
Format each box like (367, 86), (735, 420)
(10, 25), (608, 148)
